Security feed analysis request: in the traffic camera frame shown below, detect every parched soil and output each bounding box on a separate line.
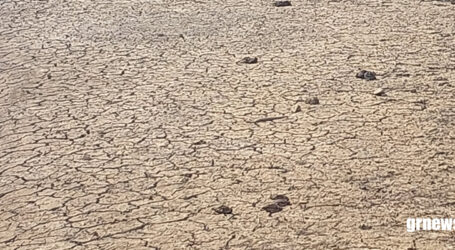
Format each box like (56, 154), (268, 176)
(1, 0), (455, 249)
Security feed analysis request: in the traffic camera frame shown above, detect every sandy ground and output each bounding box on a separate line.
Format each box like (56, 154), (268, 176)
(1, 0), (455, 249)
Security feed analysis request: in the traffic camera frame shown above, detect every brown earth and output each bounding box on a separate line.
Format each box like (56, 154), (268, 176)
(1, 0), (455, 249)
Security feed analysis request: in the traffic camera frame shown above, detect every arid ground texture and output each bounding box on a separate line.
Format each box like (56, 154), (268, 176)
(1, 0), (455, 249)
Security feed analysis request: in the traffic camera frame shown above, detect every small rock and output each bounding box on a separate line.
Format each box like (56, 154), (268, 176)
(356, 70), (376, 80)
(373, 88), (385, 96)
(262, 195), (291, 215)
(359, 224), (372, 230)
(262, 203), (283, 215)
(294, 105), (302, 113)
(364, 71), (376, 80)
(274, 1), (292, 7)
(275, 201), (291, 207)
(213, 205), (233, 215)
(304, 97), (319, 105)
(271, 194), (289, 201)
(356, 70), (366, 79)
(271, 195), (291, 207)
(239, 57), (258, 64)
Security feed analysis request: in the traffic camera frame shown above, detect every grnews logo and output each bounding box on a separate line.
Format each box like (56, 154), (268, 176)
(407, 218), (455, 232)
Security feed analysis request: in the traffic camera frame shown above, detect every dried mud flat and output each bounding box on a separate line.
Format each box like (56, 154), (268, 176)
(1, 0), (455, 249)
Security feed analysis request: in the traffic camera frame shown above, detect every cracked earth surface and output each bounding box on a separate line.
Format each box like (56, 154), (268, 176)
(1, 0), (455, 249)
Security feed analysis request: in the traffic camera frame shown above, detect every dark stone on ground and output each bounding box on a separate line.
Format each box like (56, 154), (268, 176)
(356, 70), (366, 79)
(239, 57), (258, 64)
(271, 194), (289, 202)
(356, 70), (376, 80)
(364, 71), (376, 80)
(213, 205), (233, 215)
(262, 203), (283, 215)
(271, 194), (291, 207)
(274, 1), (292, 7)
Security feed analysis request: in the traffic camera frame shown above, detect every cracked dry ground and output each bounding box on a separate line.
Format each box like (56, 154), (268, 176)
(1, 0), (455, 249)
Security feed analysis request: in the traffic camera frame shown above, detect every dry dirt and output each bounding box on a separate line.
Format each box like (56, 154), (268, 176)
(1, 0), (455, 249)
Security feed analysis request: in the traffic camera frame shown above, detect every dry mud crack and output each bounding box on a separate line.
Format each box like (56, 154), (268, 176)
(1, 0), (455, 249)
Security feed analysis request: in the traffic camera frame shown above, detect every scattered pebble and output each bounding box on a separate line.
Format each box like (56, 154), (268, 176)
(373, 88), (385, 96)
(356, 70), (366, 79)
(304, 97), (319, 105)
(364, 71), (376, 80)
(274, 1), (292, 7)
(271, 195), (291, 207)
(239, 57), (258, 64)
(213, 205), (233, 215)
(356, 70), (376, 81)
(271, 194), (289, 201)
(262, 203), (283, 215)
(262, 195), (292, 215)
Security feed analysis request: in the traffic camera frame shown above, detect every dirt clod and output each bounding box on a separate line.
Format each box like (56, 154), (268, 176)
(193, 140), (206, 145)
